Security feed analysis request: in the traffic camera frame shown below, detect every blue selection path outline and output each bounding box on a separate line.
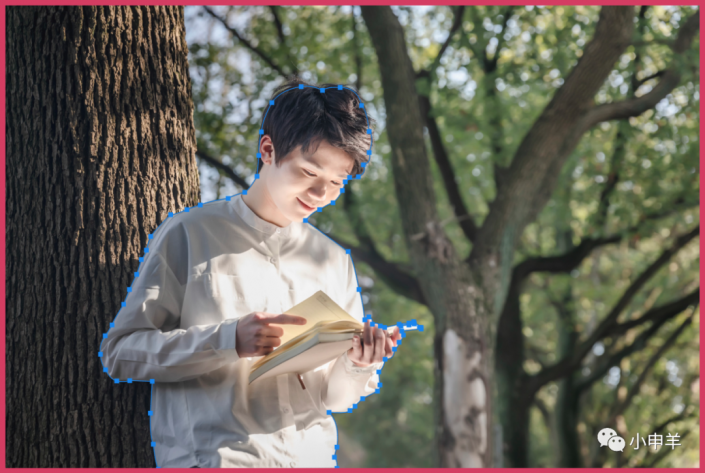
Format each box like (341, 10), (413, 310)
(98, 84), (425, 468)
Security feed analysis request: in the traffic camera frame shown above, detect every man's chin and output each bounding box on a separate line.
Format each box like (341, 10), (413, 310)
(286, 208), (312, 222)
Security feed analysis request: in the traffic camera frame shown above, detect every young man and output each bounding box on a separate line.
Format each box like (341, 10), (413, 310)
(100, 79), (401, 468)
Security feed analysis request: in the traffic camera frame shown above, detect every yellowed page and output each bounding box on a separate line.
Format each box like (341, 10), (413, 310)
(277, 290), (360, 345)
(251, 319), (363, 372)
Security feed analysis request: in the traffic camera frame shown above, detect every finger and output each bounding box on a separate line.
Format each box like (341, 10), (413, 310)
(373, 328), (386, 363)
(255, 337), (282, 348)
(259, 346), (276, 356)
(383, 329), (391, 347)
(363, 320), (374, 363)
(384, 332), (394, 357)
(351, 335), (363, 361)
(363, 318), (373, 346)
(256, 325), (284, 338)
(253, 337), (281, 349)
(252, 341), (276, 355)
(266, 313), (308, 325)
(392, 327), (401, 345)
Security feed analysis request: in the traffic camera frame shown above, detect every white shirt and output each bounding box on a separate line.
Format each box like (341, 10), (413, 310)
(100, 193), (382, 468)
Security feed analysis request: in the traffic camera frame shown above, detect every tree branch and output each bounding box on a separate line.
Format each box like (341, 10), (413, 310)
(577, 226), (698, 352)
(427, 6), (465, 73)
(513, 196), (699, 282)
(513, 235), (621, 281)
(528, 226), (699, 390)
(604, 306), (695, 426)
(634, 195), (699, 224)
(409, 6), (479, 243)
(326, 233), (427, 306)
(351, 6), (362, 92)
(361, 5), (455, 254)
(580, 12), (699, 130)
(471, 6), (636, 264)
(651, 378), (697, 434)
(525, 344), (550, 370)
(575, 300), (694, 393)
(592, 124), (627, 231)
(196, 149), (250, 189)
(203, 6), (288, 77)
(344, 9), (426, 306)
(486, 6), (515, 72)
(338, 175), (426, 306)
(634, 69), (666, 89)
(478, 7), (697, 278)
(269, 6), (287, 48)
(269, 5), (298, 75)
(628, 7), (650, 95)
(630, 38), (675, 49)
(483, 7), (516, 191)
(640, 429), (692, 468)
(417, 71), (478, 243)
(607, 291), (698, 338)
(342, 182), (381, 255)
(466, 6), (488, 67)
(533, 396), (552, 433)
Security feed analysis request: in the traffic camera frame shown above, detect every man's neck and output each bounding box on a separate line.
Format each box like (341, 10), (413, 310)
(241, 179), (291, 228)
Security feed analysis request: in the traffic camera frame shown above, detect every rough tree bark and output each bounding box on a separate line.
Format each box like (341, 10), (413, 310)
(5, 6), (199, 467)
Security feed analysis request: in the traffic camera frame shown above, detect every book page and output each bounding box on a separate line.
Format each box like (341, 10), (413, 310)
(277, 290), (360, 345)
(251, 320), (362, 372)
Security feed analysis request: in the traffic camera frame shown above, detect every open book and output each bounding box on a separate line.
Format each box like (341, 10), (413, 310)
(248, 290), (364, 384)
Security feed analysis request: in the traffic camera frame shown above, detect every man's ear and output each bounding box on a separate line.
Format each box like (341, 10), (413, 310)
(260, 135), (276, 166)
(262, 151), (275, 166)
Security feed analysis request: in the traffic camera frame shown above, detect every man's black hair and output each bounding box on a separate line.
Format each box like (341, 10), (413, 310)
(257, 77), (375, 177)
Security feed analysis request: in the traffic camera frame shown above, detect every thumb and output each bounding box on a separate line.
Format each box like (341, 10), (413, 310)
(393, 326), (402, 344)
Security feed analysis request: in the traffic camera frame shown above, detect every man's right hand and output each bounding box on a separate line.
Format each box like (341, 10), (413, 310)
(235, 312), (307, 358)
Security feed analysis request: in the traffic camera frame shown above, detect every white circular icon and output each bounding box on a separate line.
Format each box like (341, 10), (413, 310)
(608, 435), (625, 452)
(597, 427), (618, 447)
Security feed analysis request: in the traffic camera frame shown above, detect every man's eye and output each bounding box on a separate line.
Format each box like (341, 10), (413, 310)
(304, 170), (315, 177)
(333, 181), (342, 186)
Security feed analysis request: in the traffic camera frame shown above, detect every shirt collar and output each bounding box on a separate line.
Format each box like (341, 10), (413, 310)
(232, 193), (300, 238)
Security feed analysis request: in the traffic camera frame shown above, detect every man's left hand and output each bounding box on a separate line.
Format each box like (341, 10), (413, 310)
(347, 319), (402, 367)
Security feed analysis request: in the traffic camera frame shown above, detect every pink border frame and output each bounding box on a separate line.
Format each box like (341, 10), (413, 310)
(0, 1), (701, 471)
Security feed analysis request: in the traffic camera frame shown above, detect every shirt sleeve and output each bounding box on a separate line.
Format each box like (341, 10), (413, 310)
(99, 218), (241, 384)
(319, 254), (383, 413)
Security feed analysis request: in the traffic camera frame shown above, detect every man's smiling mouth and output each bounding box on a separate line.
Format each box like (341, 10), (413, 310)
(297, 198), (316, 210)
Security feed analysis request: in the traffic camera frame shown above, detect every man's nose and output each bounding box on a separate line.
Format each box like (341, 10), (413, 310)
(308, 182), (328, 199)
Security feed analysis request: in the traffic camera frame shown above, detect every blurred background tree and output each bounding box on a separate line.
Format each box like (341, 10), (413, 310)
(183, 5), (699, 468)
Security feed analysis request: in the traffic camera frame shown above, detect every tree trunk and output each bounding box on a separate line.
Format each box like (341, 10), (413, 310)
(551, 228), (583, 468)
(361, 6), (495, 467)
(494, 274), (532, 467)
(5, 6), (199, 467)
(361, 5), (643, 468)
(555, 365), (583, 467)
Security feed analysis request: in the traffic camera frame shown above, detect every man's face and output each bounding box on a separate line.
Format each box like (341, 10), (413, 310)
(259, 135), (354, 223)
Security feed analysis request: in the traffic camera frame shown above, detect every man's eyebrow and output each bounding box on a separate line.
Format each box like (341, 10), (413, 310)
(302, 153), (350, 179)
